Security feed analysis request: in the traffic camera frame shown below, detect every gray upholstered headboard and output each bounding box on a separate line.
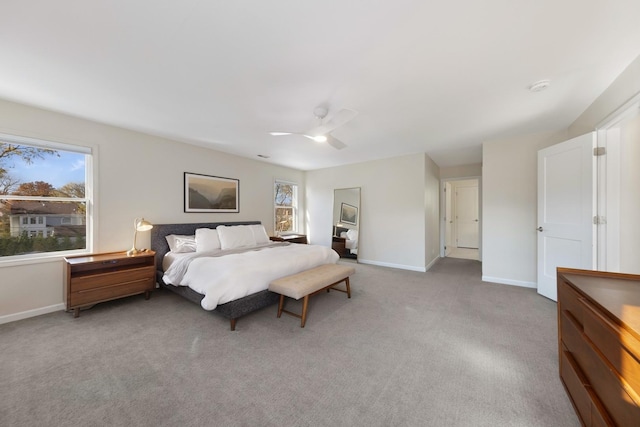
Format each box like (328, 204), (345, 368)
(150, 221), (261, 272)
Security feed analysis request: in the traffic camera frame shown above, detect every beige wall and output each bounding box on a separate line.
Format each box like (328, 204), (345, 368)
(306, 153), (439, 271)
(481, 130), (568, 287)
(440, 163), (482, 179)
(569, 55), (640, 137)
(0, 98), (304, 322)
(424, 154), (441, 268)
(481, 53), (640, 288)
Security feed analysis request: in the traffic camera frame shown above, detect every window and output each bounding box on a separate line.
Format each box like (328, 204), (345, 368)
(274, 180), (298, 233)
(0, 134), (91, 259)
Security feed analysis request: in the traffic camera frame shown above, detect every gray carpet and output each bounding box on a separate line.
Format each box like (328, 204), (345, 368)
(0, 258), (579, 427)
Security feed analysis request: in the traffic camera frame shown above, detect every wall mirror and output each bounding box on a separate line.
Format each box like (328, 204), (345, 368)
(332, 187), (360, 260)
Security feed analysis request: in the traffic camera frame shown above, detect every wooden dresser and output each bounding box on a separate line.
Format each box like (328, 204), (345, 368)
(557, 268), (640, 426)
(64, 251), (156, 317)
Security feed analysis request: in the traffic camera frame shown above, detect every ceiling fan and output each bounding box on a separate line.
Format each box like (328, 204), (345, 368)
(269, 107), (357, 150)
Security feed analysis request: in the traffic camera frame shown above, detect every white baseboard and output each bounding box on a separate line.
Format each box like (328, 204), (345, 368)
(0, 303), (65, 325)
(482, 276), (537, 289)
(357, 258), (427, 272)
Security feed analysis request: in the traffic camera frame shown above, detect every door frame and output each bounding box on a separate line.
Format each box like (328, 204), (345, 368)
(594, 92), (640, 272)
(440, 176), (482, 259)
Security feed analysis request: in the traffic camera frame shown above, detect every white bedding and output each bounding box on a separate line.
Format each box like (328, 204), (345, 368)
(162, 242), (339, 310)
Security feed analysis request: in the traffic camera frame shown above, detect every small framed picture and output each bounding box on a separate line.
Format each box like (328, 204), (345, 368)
(184, 172), (239, 213)
(340, 203), (358, 225)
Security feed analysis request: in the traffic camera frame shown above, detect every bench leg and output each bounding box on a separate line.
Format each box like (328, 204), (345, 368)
(327, 277), (352, 298)
(300, 295), (309, 328)
(277, 294), (285, 318)
(230, 318), (236, 331)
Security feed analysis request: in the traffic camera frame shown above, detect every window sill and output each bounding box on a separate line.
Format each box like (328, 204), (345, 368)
(0, 249), (90, 268)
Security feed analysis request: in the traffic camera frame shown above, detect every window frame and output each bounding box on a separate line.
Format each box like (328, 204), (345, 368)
(274, 179), (299, 234)
(0, 133), (93, 264)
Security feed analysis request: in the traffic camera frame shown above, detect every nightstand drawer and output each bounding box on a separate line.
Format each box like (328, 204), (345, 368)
(69, 276), (154, 306)
(70, 266), (155, 292)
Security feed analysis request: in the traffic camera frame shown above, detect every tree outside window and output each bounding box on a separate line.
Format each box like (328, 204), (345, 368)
(274, 181), (298, 234)
(0, 137), (90, 258)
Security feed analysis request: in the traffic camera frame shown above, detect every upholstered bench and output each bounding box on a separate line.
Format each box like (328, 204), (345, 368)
(268, 264), (355, 327)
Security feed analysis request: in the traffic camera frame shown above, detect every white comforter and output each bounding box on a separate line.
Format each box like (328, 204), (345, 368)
(162, 243), (339, 310)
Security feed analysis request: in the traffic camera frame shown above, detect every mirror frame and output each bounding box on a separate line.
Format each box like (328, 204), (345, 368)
(332, 187), (360, 260)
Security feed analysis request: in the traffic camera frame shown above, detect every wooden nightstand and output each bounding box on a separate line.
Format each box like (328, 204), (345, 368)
(269, 234), (308, 244)
(64, 250), (156, 318)
(332, 236), (347, 257)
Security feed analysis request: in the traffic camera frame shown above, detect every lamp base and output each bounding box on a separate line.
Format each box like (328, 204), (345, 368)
(127, 248), (144, 256)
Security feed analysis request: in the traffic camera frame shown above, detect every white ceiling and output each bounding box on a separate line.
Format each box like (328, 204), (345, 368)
(1, 1), (639, 170)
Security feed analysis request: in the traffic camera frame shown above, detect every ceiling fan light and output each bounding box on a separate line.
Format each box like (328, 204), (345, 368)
(313, 135), (327, 143)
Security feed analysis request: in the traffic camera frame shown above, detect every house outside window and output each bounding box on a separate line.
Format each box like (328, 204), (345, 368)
(0, 134), (91, 259)
(274, 180), (298, 234)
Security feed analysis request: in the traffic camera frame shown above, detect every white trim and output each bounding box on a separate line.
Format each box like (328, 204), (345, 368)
(482, 275), (536, 289)
(0, 303), (65, 325)
(440, 176), (482, 259)
(357, 258), (427, 272)
(595, 91), (640, 130)
(0, 132), (91, 154)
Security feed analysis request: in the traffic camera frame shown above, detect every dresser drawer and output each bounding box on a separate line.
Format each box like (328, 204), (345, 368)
(561, 309), (640, 425)
(588, 392), (614, 427)
(560, 309), (584, 355)
(581, 298), (640, 401)
(560, 349), (615, 427)
(558, 280), (584, 327)
(560, 349), (591, 422)
(70, 266), (155, 292)
(69, 276), (153, 307)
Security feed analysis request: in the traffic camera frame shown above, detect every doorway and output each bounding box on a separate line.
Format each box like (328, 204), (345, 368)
(441, 177), (481, 261)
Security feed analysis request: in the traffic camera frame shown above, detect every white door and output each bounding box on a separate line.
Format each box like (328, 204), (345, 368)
(456, 185), (479, 248)
(537, 133), (596, 301)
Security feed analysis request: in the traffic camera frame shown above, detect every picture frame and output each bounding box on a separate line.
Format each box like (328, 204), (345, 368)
(340, 203), (358, 225)
(184, 172), (239, 213)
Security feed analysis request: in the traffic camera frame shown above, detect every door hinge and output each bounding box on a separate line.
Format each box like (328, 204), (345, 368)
(593, 147), (606, 156)
(593, 215), (607, 225)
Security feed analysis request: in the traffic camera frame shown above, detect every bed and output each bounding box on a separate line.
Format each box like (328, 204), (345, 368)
(335, 226), (358, 259)
(151, 221), (338, 330)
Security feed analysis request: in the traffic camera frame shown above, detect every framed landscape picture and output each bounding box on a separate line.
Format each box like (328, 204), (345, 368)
(340, 203), (358, 225)
(184, 172), (239, 213)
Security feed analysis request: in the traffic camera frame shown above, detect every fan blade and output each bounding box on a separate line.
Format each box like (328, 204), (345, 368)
(269, 132), (293, 136)
(326, 135), (347, 150)
(307, 108), (358, 135)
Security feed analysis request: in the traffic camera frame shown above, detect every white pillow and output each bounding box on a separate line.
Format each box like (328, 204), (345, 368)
(195, 228), (222, 252)
(166, 234), (195, 252)
(250, 224), (270, 244)
(173, 236), (197, 253)
(217, 225), (256, 250)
